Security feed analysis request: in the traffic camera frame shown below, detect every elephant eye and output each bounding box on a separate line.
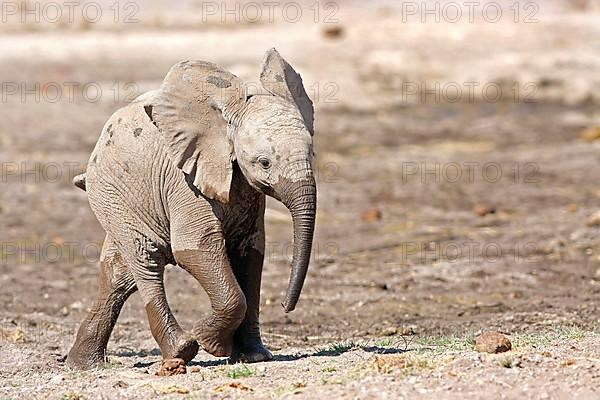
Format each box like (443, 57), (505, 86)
(258, 157), (271, 169)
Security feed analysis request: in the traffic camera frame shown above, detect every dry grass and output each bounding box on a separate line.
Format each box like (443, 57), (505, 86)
(0, 325), (27, 343)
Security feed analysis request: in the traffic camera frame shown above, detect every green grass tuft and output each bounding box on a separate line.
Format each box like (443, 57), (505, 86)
(61, 392), (83, 400)
(228, 364), (253, 379)
(315, 341), (361, 356)
(415, 335), (476, 353)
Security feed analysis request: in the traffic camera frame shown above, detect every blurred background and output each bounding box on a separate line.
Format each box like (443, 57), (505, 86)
(1, 0), (600, 398)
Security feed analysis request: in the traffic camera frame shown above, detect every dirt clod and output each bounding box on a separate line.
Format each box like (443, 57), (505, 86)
(113, 380), (129, 388)
(586, 211), (600, 227)
(362, 208), (382, 222)
(322, 26), (344, 38)
(151, 383), (189, 394)
(372, 355), (408, 373)
(381, 327), (398, 336)
(580, 126), (600, 142)
(156, 358), (186, 376)
(475, 332), (512, 354)
(0, 325), (26, 343)
(400, 326), (418, 335)
(214, 382), (254, 392)
(473, 203), (496, 217)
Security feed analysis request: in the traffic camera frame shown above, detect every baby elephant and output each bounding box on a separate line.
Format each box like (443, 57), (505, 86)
(67, 49), (316, 369)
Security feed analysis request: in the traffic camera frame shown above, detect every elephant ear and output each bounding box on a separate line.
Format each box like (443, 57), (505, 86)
(150, 61), (245, 203)
(259, 48), (314, 135)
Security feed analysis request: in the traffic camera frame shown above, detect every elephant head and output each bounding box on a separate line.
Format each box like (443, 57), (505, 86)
(151, 48), (316, 313)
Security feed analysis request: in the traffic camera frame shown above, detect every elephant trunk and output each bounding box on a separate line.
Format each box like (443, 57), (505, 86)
(277, 175), (317, 313)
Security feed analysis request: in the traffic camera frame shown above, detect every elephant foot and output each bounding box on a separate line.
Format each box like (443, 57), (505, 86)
(194, 324), (235, 358)
(164, 335), (199, 363)
(231, 340), (273, 363)
(66, 346), (106, 370)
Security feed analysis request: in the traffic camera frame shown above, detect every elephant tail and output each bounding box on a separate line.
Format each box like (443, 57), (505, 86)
(73, 173), (87, 191)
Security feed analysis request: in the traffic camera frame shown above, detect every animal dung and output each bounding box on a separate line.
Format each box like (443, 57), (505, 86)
(322, 26), (344, 39)
(475, 332), (512, 354)
(473, 203), (496, 217)
(156, 358), (187, 376)
(580, 126), (600, 142)
(362, 208), (383, 222)
(586, 211), (600, 227)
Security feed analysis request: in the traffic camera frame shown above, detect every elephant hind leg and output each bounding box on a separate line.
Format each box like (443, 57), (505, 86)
(67, 235), (137, 370)
(116, 232), (199, 363)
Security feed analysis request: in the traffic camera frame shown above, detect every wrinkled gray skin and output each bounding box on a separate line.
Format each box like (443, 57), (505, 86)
(66, 49), (316, 370)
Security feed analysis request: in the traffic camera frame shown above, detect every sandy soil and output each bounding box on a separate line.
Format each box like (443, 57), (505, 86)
(1, 1), (600, 398)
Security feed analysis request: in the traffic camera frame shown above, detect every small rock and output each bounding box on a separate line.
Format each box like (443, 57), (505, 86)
(156, 358), (186, 376)
(499, 355), (521, 368)
(473, 203), (496, 217)
(381, 327), (398, 336)
(567, 203), (578, 212)
(562, 358), (576, 366)
(510, 357), (522, 368)
(475, 332), (512, 354)
(586, 211), (600, 227)
(400, 325), (417, 335)
(189, 366), (201, 373)
(214, 382), (254, 392)
(571, 0), (591, 10)
(362, 208), (382, 222)
(372, 355), (408, 373)
(113, 380), (129, 388)
(152, 383), (190, 394)
(580, 126), (600, 142)
(322, 26), (344, 39)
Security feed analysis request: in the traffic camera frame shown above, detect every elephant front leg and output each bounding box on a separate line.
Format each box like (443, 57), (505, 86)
(173, 231), (247, 358)
(118, 234), (199, 363)
(229, 226), (273, 363)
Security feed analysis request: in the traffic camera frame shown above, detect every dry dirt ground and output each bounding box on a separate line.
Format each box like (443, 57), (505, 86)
(1, 1), (600, 399)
